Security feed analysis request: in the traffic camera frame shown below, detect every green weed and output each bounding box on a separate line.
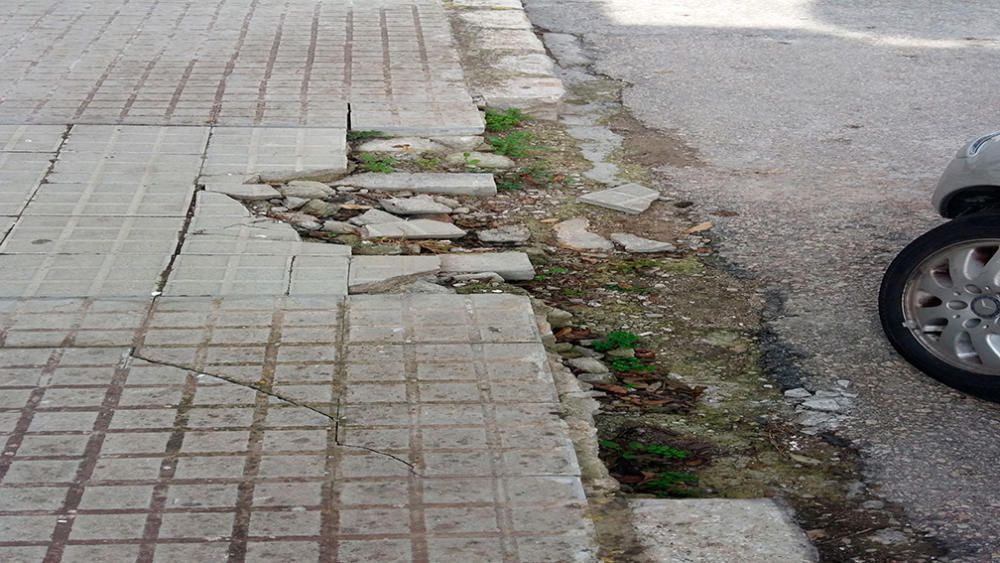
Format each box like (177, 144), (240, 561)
(487, 131), (536, 159)
(610, 357), (655, 373)
(484, 108), (527, 133)
(592, 331), (641, 352)
(414, 157), (442, 171)
(357, 153), (396, 173)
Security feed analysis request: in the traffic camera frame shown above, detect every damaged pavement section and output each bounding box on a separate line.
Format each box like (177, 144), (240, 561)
(0, 294), (598, 561)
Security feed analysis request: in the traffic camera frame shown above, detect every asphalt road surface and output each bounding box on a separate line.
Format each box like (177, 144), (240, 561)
(525, 1), (1000, 560)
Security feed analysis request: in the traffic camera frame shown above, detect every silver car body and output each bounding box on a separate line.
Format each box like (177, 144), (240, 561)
(933, 131), (1000, 217)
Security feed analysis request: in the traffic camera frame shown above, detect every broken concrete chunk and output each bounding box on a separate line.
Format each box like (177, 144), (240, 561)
(478, 225), (531, 244)
(349, 209), (402, 226)
(300, 199), (341, 218)
(348, 255), (442, 293)
(578, 183), (660, 214)
(205, 183), (280, 201)
(333, 173), (497, 197)
(279, 181), (334, 200)
(272, 212), (321, 231)
(357, 137), (448, 153)
(431, 136), (484, 151)
(259, 167), (347, 184)
(610, 233), (676, 253)
(322, 221), (359, 235)
(445, 151), (515, 169)
(450, 272), (505, 283)
(440, 252), (536, 281)
(390, 280), (456, 294)
(547, 307), (574, 329)
(363, 220), (467, 240)
(554, 218), (613, 251)
(567, 357), (610, 374)
(381, 195), (453, 215)
(284, 197), (307, 210)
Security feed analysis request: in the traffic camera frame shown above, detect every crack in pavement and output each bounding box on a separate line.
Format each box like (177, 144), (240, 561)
(128, 350), (421, 475)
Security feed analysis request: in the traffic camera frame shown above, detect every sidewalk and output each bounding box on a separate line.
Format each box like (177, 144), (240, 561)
(0, 1), (596, 561)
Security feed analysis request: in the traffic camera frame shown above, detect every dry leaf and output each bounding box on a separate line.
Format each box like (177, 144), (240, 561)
(686, 221), (713, 234)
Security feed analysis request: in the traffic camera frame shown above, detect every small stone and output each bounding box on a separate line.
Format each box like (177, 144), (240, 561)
(547, 308), (573, 329)
(390, 280), (456, 294)
(554, 218), (613, 251)
(610, 233), (676, 253)
(869, 529), (908, 546)
(363, 220), (467, 240)
(453, 207), (471, 214)
(450, 272), (504, 283)
(446, 151), (516, 169)
(357, 137), (448, 153)
(274, 212), (322, 231)
(784, 388), (813, 399)
(205, 183), (280, 201)
(322, 221), (359, 234)
(280, 181), (334, 199)
(578, 371), (616, 385)
(862, 500), (886, 510)
(606, 348), (635, 358)
(300, 199), (341, 217)
(433, 196), (461, 208)
(479, 225), (531, 244)
(801, 398), (846, 413)
(349, 209), (401, 226)
(578, 183), (660, 214)
(381, 195), (453, 215)
(284, 197), (307, 210)
(567, 357), (610, 374)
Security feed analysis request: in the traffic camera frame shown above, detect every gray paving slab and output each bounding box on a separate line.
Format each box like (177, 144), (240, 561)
(348, 255), (442, 293)
(629, 498), (818, 562)
(363, 219), (468, 240)
(60, 125), (211, 155)
(0, 254), (168, 298)
(204, 183), (281, 201)
(0, 293), (596, 561)
(0, 215), (184, 255)
(578, 183), (661, 214)
(440, 252), (537, 281)
(0, 152), (54, 215)
(163, 255), (295, 297)
(202, 127), (348, 181)
(288, 256), (351, 296)
(335, 172), (498, 196)
(0, 125), (66, 153)
(22, 182), (195, 216)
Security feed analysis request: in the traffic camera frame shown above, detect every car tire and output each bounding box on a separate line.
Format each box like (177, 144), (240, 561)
(879, 213), (1000, 400)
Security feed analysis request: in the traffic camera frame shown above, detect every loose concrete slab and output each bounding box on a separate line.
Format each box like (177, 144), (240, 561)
(629, 498), (818, 563)
(205, 183), (281, 201)
(278, 181), (335, 200)
(440, 252), (536, 281)
(363, 220), (468, 240)
(381, 196), (453, 216)
(348, 209), (403, 226)
(203, 128), (348, 180)
(357, 138), (449, 154)
(348, 255), (442, 293)
(479, 225), (531, 243)
(334, 173), (497, 196)
(579, 183), (660, 215)
(610, 233), (677, 253)
(445, 151), (516, 169)
(554, 218), (613, 251)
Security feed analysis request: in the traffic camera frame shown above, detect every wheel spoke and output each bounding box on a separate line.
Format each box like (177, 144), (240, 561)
(916, 273), (953, 301)
(974, 249), (1000, 287)
(937, 320), (966, 355)
(968, 331), (1000, 371)
(947, 247), (977, 286)
(913, 304), (949, 327)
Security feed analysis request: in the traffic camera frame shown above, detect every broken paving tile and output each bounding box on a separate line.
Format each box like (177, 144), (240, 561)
(578, 183), (660, 215)
(381, 195), (453, 216)
(363, 220), (467, 240)
(554, 218), (612, 251)
(478, 225), (531, 244)
(333, 173), (497, 197)
(610, 233), (676, 253)
(205, 183), (280, 201)
(348, 255), (442, 293)
(357, 137), (448, 153)
(440, 252), (536, 281)
(278, 181), (335, 200)
(349, 209), (402, 226)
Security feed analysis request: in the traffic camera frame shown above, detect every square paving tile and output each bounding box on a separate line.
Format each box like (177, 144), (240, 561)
(202, 127), (348, 179)
(0, 125), (66, 153)
(0, 254), (169, 298)
(0, 152), (54, 215)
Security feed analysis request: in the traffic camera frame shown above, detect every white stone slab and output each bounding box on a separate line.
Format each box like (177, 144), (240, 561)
(363, 220), (468, 240)
(440, 252), (536, 281)
(578, 183), (660, 214)
(334, 173), (497, 197)
(205, 183), (280, 201)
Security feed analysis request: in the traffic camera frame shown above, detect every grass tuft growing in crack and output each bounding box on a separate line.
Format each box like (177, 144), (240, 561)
(346, 130), (387, 142)
(487, 131), (536, 158)
(357, 153), (396, 173)
(484, 107), (527, 133)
